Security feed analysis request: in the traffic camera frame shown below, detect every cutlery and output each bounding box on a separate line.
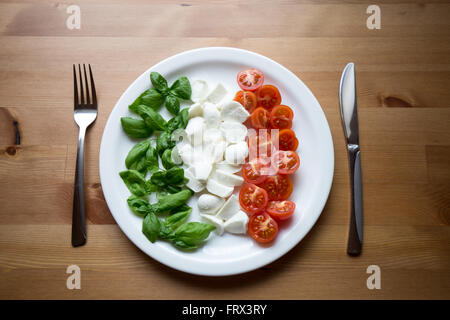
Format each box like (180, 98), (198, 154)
(72, 64), (97, 247)
(339, 62), (363, 256)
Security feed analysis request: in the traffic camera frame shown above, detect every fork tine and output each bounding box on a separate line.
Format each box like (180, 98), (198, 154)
(88, 64), (97, 107)
(73, 64), (78, 107)
(83, 64), (90, 105)
(78, 64), (84, 105)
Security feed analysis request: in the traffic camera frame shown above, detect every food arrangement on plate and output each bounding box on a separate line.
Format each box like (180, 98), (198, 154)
(119, 67), (301, 250)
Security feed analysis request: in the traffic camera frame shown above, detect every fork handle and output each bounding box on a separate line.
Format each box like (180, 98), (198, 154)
(72, 126), (87, 247)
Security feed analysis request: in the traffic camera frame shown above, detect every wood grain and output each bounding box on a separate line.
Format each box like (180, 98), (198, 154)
(0, 0), (449, 299)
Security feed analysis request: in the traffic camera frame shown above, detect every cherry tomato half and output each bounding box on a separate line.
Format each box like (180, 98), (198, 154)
(271, 150), (300, 175)
(234, 90), (257, 114)
(274, 129), (299, 151)
(248, 131), (274, 158)
(259, 174), (293, 201)
(266, 200), (295, 221)
(250, 107), (270, 129)
(248, 212), (278, 243)
(241, 158), (271, 185)
(239, 183), (269, 215)
(237, 68), (264, 91)
(270, 105), (293, 129)
(256, 85), (281, 110)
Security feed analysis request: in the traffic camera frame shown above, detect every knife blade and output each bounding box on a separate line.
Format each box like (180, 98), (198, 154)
(339, 62), (363, 256)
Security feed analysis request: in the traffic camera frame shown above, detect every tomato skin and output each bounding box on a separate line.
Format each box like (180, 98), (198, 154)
(266, 201), (295, 220)
(274, 129), (299, 151)
(259, 174), (293, 201)
(256, 85), (282, 110)
(270, 105), (293, 129)
(237, 69), (264, 91)
(239, 183), (269, 214)
(241, 158), (270, 185)
(250, 107), (270, 129)
(234, 90), (257, 113)
(271, 150), (300, 175)
(248, 212), (278, 243)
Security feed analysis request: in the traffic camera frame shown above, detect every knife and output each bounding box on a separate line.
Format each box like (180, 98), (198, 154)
(339, 62), (363, 256)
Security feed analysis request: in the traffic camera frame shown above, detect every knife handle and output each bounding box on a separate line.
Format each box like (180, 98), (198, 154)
(347, 145), (363, 256)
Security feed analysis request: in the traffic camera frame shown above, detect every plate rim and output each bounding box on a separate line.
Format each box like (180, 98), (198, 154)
(99, 46), (334, 276)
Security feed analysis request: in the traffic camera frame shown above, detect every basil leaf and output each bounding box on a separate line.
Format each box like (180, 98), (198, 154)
(128, 91), (149, 113)
(161, 149), (175, 170)
(142, 211), (161, 243)
(125, 140), (150, 169)
(135, 156), (147, 175)
(164, 184), (182, 194)
(136, 104), (167, 131)
(156, 131), (175, 155)
(152, 189), (192, 213)
(165, 94), (180, 115)
(171, 222), (215, 250)
(120, 117), (153, 139)
(165, 208), (191, 230)
(119, 170), (148, 196)
(170, 76), (191, 100)
(145, 180), (159, 193)
(144, 146), (160, 173)
(129, 89), (165, 113)
(179, 108), (189, 129)
(150, 171), (166, 187)
(165, 166), (184, 185)
(169, 204), (191, 215)
(150, 72), (169, 94)
(127, 195), (151, 217)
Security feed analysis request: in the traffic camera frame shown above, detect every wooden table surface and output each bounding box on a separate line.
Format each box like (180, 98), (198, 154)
(0, 0), (449, 300)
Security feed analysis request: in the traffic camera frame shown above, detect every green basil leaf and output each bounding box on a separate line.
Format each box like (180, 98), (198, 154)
(152, 189), (192, 213)
(120, 117), (153, 139)
(127, 195), (151, 217)
(145, 180), (159, 193)
(141, 89), (165, 110)
(179, 108), (189, 129)
(119, 170), (148, 196)
(125, 140), (150, 169)
(135, 156), (147, 176)
(165, 208), (191, 230)
(165, 94), (180, 115)
(144, 146), (160, 173)
(142, 212), (161, 243)
(169, 204), (191, 215)
(156, 190), (169, 201)
(165, 166), (184, 185)
(150, 171), (167, 187)
(156, 131), (175, 155)
(161, 149), (175, 170)
(129, 90), (149, 113)
(164, 184), (182, 194)
(170, 76), (191, 100)
(136, 104), (167, 131)
(171, 222), (215, 249)
(150, 72), (169, 94)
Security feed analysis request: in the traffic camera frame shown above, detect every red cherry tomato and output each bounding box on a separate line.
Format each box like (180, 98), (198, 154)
(239, 183), (269, 214)
(266, 200), (295, 220)
(274, 129), (299, 151)
(270, 105), (293, 129)
(234, 90), (257, 114)
(248, 212), (278, 243)
(237, 68), (264, 91)
(241, 158), (271, 185)
(250, 107), (270, 129)
(271, 150), (300, 175)
(259, 174), (293, 201)
(256, 85), (281, 110)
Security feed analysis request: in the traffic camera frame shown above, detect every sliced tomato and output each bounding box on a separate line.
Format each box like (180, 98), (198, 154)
(241, 158), (271, 185)
(259, 174), (293, 201)
(256, 85), (281, 110)
(271, 150), (300, 175)
(234, 90), (257, 113)
(266, 201), (295, 220)
(237, 69), (264, 91)
(239, 183), (268, 214)
(248, 131), (274, 158)
(248, 212), (278, 243)
(250, 107), (270, 129)
(274, 129), (299, 151)
(270, 105), (293, 129)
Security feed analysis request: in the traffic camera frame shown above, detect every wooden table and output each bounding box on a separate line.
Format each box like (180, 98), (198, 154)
(0, 0), (449, 300)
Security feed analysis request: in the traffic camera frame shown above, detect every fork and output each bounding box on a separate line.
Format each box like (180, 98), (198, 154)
(72, 64), (97, 247)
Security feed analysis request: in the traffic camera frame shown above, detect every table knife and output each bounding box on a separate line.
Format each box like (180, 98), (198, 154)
(339, 62), (363, 256)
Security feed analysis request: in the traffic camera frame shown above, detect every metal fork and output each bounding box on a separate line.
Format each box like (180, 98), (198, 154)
(72, 64), (97, 247)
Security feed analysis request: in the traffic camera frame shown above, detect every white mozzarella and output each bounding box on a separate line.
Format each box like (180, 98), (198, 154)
(206, 83), (228, 104)
(220, 101), (250, 123)
(170, 145), (183, 165)
(194, 160), (213, 182)
(191, 79), (209, 103)
(185, 116), (205, 146)
(203, 127), (223, 145)
(188, 102), (203, 119)
(206, 179), (234, 198)
(184, 167), (204, 193)
(202, 102), (221, 128)
(198, 194), (225, 215)
(214, 161), (242, 173)
(224, 210), (249, 234)
(225, 142), (249, 165)
(178, 143), (195, 166)
(210, 169), (244, 187)
(210, 140), (227, 163)
(220, 121), (248, 143)
(200, 214), (224, 236)
(216, 195), (240, 221)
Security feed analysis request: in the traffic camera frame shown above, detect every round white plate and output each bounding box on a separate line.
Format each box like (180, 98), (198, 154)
(99, 47), (334, 276)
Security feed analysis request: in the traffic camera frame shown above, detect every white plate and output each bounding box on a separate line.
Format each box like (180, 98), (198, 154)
(99, 47), (334, 276)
